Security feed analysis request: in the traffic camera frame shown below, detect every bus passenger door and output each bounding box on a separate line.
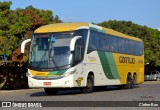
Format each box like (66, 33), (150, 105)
(73, 39), (85, 87)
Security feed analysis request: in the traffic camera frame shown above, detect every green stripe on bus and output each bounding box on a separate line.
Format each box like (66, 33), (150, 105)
(48, 69), (67, 75)
(105, 52), (120, 79)
(98, 51), (120, 79)
(98, 51), (115, 79)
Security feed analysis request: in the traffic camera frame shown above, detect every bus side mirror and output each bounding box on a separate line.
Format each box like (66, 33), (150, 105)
(21, 39), (31, 53)
(70, 36), (82, 52)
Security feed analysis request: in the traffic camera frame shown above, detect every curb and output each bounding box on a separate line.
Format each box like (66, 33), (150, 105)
(0, 88), (42, 93)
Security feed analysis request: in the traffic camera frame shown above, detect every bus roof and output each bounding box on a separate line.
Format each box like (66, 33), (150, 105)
(34, 22), (142, 42)
(34, 22), (89, 33)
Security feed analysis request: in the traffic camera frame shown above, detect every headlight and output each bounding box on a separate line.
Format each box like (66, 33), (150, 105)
(61, 69), (77, 77)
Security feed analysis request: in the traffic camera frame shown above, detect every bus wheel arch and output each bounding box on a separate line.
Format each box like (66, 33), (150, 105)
(81, 72), (94, 93)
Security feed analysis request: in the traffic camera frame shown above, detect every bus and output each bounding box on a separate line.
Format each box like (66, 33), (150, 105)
(21, 22), (144, 95)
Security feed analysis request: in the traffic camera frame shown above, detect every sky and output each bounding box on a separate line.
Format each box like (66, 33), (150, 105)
(2, 0), (160, 29)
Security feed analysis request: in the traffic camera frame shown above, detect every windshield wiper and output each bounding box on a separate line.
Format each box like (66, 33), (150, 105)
(41, 64), (71, 71)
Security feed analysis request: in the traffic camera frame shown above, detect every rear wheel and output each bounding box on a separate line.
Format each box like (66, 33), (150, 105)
(44, 88), (58, 95)
(81, 75), (94, 93)
(133, 74), (137, 86)
(124, 75), (133, 89)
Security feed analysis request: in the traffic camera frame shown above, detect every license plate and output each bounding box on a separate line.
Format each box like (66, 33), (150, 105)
(43, 82), (52, 86)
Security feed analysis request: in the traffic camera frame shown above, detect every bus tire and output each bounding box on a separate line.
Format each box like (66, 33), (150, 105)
(124, 75), (133, 89)
(44, 88), (58, 95)
(81, 75), (94, 93)
(133, 74), (137, 86)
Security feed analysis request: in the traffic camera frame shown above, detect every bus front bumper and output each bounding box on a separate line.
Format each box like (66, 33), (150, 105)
(28, 75), (76, 88)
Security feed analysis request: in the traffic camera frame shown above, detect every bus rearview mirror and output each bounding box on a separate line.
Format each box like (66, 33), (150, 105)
(21, 39), (31, 53)
(70, 36), (82, 52)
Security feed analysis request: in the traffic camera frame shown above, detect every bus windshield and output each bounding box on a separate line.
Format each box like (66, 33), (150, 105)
(29, 32), (74, 70)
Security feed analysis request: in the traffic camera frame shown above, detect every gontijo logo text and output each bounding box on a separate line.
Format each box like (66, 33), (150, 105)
(119, 56), (135, 64)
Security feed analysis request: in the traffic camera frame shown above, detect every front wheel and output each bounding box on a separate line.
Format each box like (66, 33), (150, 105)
(44, 88), (58, 95)
(81, 75), (94, 93)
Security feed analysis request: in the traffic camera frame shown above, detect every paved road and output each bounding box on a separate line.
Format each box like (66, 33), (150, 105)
(0, 81), (160, 110)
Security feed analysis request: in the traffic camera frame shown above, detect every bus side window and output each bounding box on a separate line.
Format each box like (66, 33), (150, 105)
(109, 36), (113, 52)
(74, 39), (82, 64)
(88, 35), (92, 53)
(134, 41), (143, 56)
(118, 38), (125, 53)
(138, 42), (143, 55)
(109, 35), (115, 52)
(87, 30), (99, 53)
(133, 41), (138, 55)
(134, 41), (138, 55)
(100, 38), (106, 51)
(122, 38), (126, 54)
(128, 40), (134, 55)
(95, 34), (99, 50)
(99, 33), (109, 52)
(113, 36), (118, 52)
(126, 39), (130, 54)
(99, 33), (103, 51)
